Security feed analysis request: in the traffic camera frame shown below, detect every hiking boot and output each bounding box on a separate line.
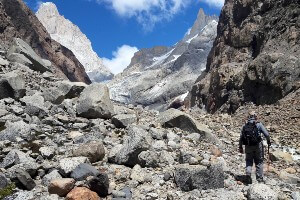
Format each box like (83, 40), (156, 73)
(245, 175), (252, 185)
(257, 177), (265, 183)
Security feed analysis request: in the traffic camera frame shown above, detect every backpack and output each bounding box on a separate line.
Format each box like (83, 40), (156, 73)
(241, 122), (261, 146)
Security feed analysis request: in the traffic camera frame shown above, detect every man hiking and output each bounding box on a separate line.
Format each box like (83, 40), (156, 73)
(239, 111), (271, 183)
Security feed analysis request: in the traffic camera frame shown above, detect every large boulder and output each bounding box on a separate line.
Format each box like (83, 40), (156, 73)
(20, 93), (47, 117)
(72, 141), (105, 163)
(113, 125), (152, 167)
(0, 70), (25, 100)
(76, 83), (114, 119)
(0, 121), (33, 142)
(111, 114), (137, 128)
(57, 81), (87, 99)
(7, 38), (51, 73)
(174, 163), (224, 191)
(159, 109), (221, 145)
(14, 169), (36, 190)
(247, 184), (278, 200)
(0, 149), (36, 169)
(42, 87), (65, 104)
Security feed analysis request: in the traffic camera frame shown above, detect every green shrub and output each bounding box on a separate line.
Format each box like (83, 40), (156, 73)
(0, 183), (16, 200)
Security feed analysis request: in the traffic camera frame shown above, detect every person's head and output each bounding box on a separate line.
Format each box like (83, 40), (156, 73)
(248, 110), (257, 120)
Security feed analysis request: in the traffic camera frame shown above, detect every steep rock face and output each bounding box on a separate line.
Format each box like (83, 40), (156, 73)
(190, 0), (300, 113)
(36, 2), (113, 82)
(0, 0), (91, 84)
(109, 9), (218, 110)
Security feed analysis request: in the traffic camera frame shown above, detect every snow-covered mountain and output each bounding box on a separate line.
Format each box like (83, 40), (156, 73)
(36, 2), (113, 82)
(108, 9), (218, 110)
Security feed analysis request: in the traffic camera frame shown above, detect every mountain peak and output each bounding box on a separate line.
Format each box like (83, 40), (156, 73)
(36, 2), (59, 17)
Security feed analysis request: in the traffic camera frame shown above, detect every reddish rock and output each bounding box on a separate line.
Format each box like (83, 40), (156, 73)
(0, 0), (91, 84)
(48, 178), (75, 197)
(66, 187), (101, 200)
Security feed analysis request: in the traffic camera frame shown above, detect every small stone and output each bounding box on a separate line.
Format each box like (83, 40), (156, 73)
(72, 141), (105, 163)
(87, 171), (109, 197)
(42, 170), (62, 187)
(39, 146), (55, 159)
(58, 157), (89, 176)
(15, 169), (36, 190)
(48, 178), (75, 197)
(248, 184), (278, 200)
(0, 173), (8, 189)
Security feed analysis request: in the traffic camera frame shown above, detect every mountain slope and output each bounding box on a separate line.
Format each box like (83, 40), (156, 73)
(36, 2), (114, 82)
(108, 9), (218, 110)
(190, 0), (300, 113)
(0, 0), (91, 84)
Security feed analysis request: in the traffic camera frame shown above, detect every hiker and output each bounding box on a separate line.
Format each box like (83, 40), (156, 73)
(239, 111), (271, 183)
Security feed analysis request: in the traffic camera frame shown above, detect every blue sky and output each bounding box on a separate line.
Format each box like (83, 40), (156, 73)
(25, 0), (223, 74)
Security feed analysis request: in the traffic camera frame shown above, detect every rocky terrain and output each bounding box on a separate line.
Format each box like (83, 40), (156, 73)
(36, 2), (114, 83)
(0, 38), (299, 200)
(190, 0), (300, 114)
(108, 9), (218, 110)
(0, 0), (91, 84)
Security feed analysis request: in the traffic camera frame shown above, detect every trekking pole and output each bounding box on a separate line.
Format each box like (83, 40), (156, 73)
(267, 145), (270, 175)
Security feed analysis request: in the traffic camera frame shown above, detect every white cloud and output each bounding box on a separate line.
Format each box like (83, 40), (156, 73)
(201, 0), (224, 8)
(103, 45), (139, 74)
(97, 0), (191, 31)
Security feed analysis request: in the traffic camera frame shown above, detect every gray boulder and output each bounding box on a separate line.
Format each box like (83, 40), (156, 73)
(248, 184), (278, 200)
(76, 83), (114, 119)
(70, 163), (100, 181)
(42, 170), (62, 187)
(7, 38), (51, 73)
(138, 150), (159, 168)
(0, 121), (33, 142)
(57, 80), (86, 99)
(174, 163), (224, 191)
(0, 149), (36, 169)
(20, 93), (47, 117)
(42, 87), (65, 104)
(114, 125), (152, 167)
(159, 109), (221, 145)
(111, 114), (137, 128)
(14, 169), (36, 190)
(58, 157), (89, 176)
(72, 141), (105, 163)
(0, 70), (25, 100)
(7, 53), (32, 66)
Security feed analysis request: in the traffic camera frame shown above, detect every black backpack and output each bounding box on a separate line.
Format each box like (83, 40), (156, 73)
(241, 122), (261, 146)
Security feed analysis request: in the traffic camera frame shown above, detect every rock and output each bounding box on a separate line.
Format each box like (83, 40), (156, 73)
(0, 120), (33, 142)
(270, 150), (293, 162)
(114, 125), (152, 167)
(248, 184), (278, 200)
(39, 146), (55, 159)
(0, 149), (35, 169)
(7, 38), (51, 73)
(130, 164), (146, 183)
(87, 172), (109, 197)
(7, 53), (32, 66)
(67, 131), (83, 140)
(138, 150), (159, 168)
(0, 70), (25, 100)
(70, 163), (100, 181)
(291, 192), (300, 200)
(48, 178), (75, 197)
(0, 173), (8, 189)
(58, 157), (89, 176)
(42, 170), (62, 187)
(42, 87), (65, 104)
(114, 105), (135, 115)
(76, 83), (114, 119)
(15, 169), (36, 190)
(57, 81), (87, 99)
(20, 94), (47, 117)
(0, 56), (9, 66)
(66, 187), (101, 200)
(72, 141), (105, 163)
(149, 127), (166, 140)
(279, 171), (300, 185)
(174, 164), (224, 191)
(159, 109), (221, 145)
(5, 191), (35, 200)
(111, 114), (137, 128)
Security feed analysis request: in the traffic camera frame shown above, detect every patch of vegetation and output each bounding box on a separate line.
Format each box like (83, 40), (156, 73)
(0, 183), (16, 200)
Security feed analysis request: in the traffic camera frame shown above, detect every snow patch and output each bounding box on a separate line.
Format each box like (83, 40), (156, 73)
(186, 33), (199, 43)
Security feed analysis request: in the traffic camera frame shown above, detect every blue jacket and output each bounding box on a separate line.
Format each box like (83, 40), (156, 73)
(239, 118), (270, 147)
